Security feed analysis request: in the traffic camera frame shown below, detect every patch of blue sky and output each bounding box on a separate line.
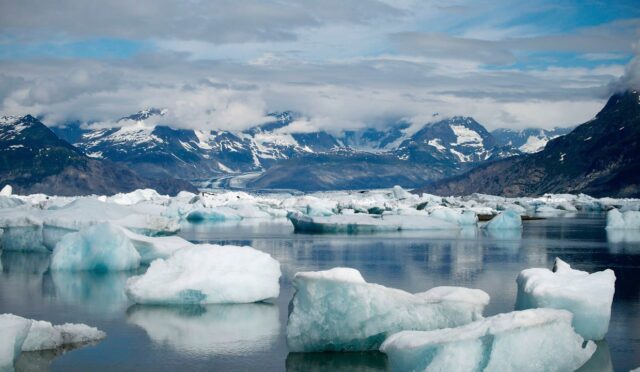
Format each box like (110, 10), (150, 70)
(0, 38), (149, 60)
(482, 51), (632, 71)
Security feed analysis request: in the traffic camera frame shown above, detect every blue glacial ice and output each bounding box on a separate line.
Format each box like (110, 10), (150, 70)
(286, 267), (489, 352)
(50, 222), (141, 272)
(483, 210), (522, 230)
(516, 258), (615, 340)
(126, 244), (281, 304)
(380, 308), (595, 372)
(0, 314), (31, 371)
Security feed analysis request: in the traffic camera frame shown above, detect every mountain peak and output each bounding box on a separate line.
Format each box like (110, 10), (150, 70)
(118, 108), (167, 122)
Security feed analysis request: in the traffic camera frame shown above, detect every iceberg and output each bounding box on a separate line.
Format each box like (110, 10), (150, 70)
(483, 210), (522, 230)
(286, 268), (489, 352)
(50, 223), (141, 272)
(515, 258), (615, 340)
(287, 211), (459, 233)
(121, 227), (194, 264)
(126, 244), (281, 304)
(127, 303), (279, 355)
(0, 314), (31, 371)
(185, 207), (243, 222)
(428, 207), (478, 226)
(0, 185), (11, 196)
(605, 208), (640, 229)
(22, 320), (106, 351)
(380, 309), (595, 372)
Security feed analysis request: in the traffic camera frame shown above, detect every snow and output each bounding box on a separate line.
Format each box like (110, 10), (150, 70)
(127, 304), (279, 355)
(380, 309), (595, 372)
(450, 125), (483, 146)
(427, 139), (445, 151)
(126, 244), (281, 304)
(286, 267), (489, 352)
(0, 185), (11, 196)
(483, 210), (522, 230)
(50, 223), (141, 272)
(0, 314), (31, 371)
(519, 135), (548, 153)
(606, 208), (640, 229)
(515, 258), (615, 340)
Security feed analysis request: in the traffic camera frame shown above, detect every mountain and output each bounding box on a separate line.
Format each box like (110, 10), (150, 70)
(0, 115), (195, 196)
(415, 90), (640, 198)
(492, 127), (573, 153)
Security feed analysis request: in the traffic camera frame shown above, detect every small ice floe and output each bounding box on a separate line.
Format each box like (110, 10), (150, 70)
(483, 210), (522, 230)
(126, 245), (281, 304)
(380, 308), (595, 372)
(286, 267), (489, 352)
(0, 313), (105, 371)
(286, 211), (459, 233)
(516, 258), (615, 340)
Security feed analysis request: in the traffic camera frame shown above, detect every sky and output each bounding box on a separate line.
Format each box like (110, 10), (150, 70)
(0, 0), (639, 132)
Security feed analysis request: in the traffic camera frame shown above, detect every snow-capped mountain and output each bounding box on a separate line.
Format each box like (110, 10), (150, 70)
(49, 109), (548, 189)
(491, 127), (573, 154)
(0, 115), (194, 195)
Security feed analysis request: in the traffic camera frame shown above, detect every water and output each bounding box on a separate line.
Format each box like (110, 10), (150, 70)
(1, 214), (639, 371)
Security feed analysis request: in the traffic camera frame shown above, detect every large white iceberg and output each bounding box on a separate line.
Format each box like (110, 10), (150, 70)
(380, 308), (595, 372)
(286, 267), (489, 352)
(127, 304), (279, 355)
(483, 210), (522, 230)
(427, 207), (478, 227)
(287, 211), (459, 233)
(605, 208), (640, 229)
(0, 314), (31, 371)
(515, 258), (615, 340)
(50, 223), (141, 272)
(126, 244), (281, 304)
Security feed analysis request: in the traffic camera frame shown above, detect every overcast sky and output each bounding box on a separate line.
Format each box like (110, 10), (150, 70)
(1, 0), (639, 132)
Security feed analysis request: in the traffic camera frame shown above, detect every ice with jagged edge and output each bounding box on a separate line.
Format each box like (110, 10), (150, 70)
(516, 258), (615, 340)
(380, 308), (595, 372)
(120, 227), (193, 264)
(286, 267), (489, 352)
(0, 314), (105, 371)
(51, 222), (141, 272)
(483, 210), (522, 230)
(606, 208), (640, 229)
(126, 244), (281, 304)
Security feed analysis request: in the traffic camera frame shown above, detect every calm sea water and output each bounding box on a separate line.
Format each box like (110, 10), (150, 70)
(1, 214), (639, 371)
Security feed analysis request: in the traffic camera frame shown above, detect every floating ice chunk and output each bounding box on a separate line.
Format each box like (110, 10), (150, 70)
(605, 208), (640, 229)
(126, 245), (281, 304)
(483, 210), (522, 230)
(0, 185), (11, 196)
(107, 189), (164, 205)
(0, 314), (31, 371)
(22, 320), (105, 351)
(380, 309), (595, 372)
(428, 207), (478, 226)
(287, 211), (458, 233)
(286, 267), (489, 352)
(185, 207), (243, 222)
(50, 223), (141, 272)
(516, 258), (615, 340)
(392, 185), (414, 200)
(127, 303), (279, 355)
(120, 227), (193, 264)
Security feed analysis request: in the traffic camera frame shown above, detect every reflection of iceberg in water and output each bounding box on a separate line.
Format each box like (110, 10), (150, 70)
(286, 352), (388, 372)
(49, 271), (130, 316)
(577, 340), (612, 372)
(607, 230), (640, 254)
(15, 340), (105, 372)
(127, 303), (280, 355)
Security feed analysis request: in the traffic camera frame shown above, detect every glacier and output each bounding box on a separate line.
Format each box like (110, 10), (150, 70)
(380, 308), (595, 372)
(515, 258), (615, 340)
(126, 244), (281, 304)
(286, 267), (489, 352)
(50, 222), (141, 272)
